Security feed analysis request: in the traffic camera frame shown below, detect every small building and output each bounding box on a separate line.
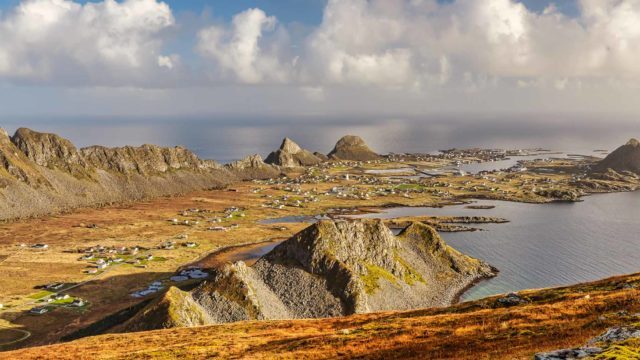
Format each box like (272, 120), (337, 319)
(69, 299), (85, 307)
(29, 307), (49, 315)
(45, 283), (64, 290)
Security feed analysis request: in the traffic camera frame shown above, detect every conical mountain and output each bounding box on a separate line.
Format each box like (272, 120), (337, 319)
(264, 137), (323, 167)
(592, 138), (640, 174)
(328, 135), (381, 161)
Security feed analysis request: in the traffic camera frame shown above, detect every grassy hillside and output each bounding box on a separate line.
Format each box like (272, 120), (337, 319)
(2, 273), (639, 359)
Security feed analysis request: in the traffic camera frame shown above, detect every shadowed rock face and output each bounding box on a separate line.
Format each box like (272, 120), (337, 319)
(0, 128), (49, 186)
(0, 127), (241, 220)
(265, 138), (323, 167)
(592, 138), (640, 174)
(122, 220), (496, 332)
(12, 128), (91, 178)
(328, 135), (381, 161)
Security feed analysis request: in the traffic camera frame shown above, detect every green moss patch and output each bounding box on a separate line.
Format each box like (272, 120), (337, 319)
(361, 264), (397, 295)
(595, 338), (640, 359)
(394, 253), (425, 286)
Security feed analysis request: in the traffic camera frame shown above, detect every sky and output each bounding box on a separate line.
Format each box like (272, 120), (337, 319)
(1, 0), (640, 120)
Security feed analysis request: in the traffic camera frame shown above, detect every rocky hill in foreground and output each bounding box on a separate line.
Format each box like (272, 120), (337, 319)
(119, 219), (496, 332)
(0, 127), (281, 221)
(265, 137), (324, 167)
(328, 135), (381, 161)
(592, 138), (640, 174)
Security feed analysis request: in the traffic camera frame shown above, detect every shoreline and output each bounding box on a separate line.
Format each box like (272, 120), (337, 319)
(452, 266), (500, 305)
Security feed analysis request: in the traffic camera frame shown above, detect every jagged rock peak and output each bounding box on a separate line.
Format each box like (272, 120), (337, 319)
(225, 154), (281, 180)
(226, 154), (267, 169)
(11, 127), (91, 176)
(627, 138), (639, 147)
(80, 144), (219, 176)
(280, 137), (302, 153)
(328, 135), (381, 161)
(265, 137), (323, 167)
(0, 128), (8, 139)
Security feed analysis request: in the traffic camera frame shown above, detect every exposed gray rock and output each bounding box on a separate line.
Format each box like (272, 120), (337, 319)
(0, 128), (48, 186)
(11, 127), (91, 177)
(328, 135), (381, 161)
(265, 138), (323, 167)
(224, 154), (281, 180)
(534, 347), (603, 360)
(535, 326), (640, 360)
(0, 127), (241, 221)
(588, 326), (640, 344)
(497, 292), (528, 306)
(80, 144), (219, 176)
(123, 219), (496, 331)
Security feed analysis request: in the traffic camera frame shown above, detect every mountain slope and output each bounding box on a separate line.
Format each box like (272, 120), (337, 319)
(0, 128), (240, 221)
(4, 273), (639, 360)
(592, 138), (640, 174)
(119, 219), (495, 332)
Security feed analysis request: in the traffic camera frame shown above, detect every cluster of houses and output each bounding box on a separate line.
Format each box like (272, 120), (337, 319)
(28, 283), (87, 315)
(131, 268), (209, 298)
(168, 206), (246, 233)
(71, 244), (179, 273)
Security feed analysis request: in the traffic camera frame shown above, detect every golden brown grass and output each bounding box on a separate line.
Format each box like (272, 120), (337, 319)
(2, 273), (639, 359)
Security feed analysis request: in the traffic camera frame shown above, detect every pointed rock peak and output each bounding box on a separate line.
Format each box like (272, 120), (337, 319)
(280, 137), (302, 154)
(0, 128), (8, 140)
(591, 138), (640, 174)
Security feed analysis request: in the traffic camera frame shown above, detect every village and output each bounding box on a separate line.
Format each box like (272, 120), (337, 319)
(0, 147), (607, 349)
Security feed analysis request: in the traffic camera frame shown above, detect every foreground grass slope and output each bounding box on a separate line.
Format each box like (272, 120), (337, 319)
(3, 273), (639, 359)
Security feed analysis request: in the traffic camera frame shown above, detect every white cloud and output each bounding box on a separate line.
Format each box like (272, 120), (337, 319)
(0, 0), (177, 86)
(2, 0), (640, 115)
(197, 8), (292, 84)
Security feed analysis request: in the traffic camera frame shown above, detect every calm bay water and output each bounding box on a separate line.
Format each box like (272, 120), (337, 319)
(350, 191), (640, 301)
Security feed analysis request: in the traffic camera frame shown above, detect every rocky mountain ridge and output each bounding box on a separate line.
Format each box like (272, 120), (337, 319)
(0, 127), (280, 221)
(120, 219), (496, 332)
